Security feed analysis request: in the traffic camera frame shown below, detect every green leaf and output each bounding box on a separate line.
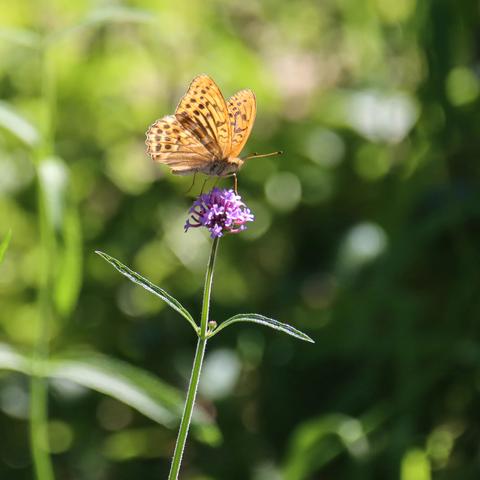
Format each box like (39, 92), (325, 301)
(47, 352), (220, 444)
(47, 7), (154, 44)
(84, 6), (154, 24)
(283, 408), (387, 480)
(211, 313), (314, 343)
(0, 342), (29, 374)
(283, 413), (358, 480)
(0, 343), (220, 443)
(0, 101), (40, 147)
(54, 200), (83, 317)
(47, 352), (181, 427)
(0, 27), (42, 49)
(0, 229), (12, 265)
(96, 250), (198, 333)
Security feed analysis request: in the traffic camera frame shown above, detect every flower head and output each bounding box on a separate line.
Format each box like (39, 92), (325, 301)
(185, 188), (254, 238)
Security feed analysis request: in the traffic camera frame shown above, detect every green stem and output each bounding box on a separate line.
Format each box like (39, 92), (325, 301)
(30, 376), (54, 480)
(167, 337), (207, 480)
(200, 237), (219, 338)
(29, 43), (56, 480)
(29, 175), (55, 480)
(168, 237), (219, 480)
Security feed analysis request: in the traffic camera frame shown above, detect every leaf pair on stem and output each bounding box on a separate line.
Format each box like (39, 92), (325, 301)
(95, 250), (314, 343)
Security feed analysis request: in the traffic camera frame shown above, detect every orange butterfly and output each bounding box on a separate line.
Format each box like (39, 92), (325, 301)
(145, 75), (281, 190)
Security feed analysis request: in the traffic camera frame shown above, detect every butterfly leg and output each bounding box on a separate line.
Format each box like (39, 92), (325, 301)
(185, 172), (197, 195)
(200, 177), (209, 195)
(221, 173), (239, 193)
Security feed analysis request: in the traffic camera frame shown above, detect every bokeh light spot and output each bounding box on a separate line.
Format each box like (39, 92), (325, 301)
(38, 157), (69, 229)
(354, 145), (391, 180)
(48, 420), (74, 454)
(337, 222), (388, 275)
(199, 349), (241, 400)
(242, 201), (272, 240)
(338, 418), (369, 457)
(305, 128), (345, 168)
(0, 153), (34, 194)
(265, 172), (302, 212)
(446, 67), (479, 106)
(401, 449), (431, 480)
(349, 90), (418, 144)
(374, 0), (416, 23)
(426, 423), (463, 468)
(97, 398), (134, 431)
(106, 141), (157, 194)
(0, 380), (29, 419)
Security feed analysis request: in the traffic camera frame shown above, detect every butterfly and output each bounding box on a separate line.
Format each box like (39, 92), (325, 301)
(145, 74), (281, 191)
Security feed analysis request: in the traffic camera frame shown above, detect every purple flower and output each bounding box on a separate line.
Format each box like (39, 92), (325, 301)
(185, 188), (254, 238)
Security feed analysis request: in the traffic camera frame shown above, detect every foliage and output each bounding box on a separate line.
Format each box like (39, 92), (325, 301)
(0, 229), (12, 265)
(1, 0), (480, 479)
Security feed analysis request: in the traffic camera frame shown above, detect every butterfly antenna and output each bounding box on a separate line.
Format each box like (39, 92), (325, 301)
(185, 172), (197, 195)
(242, 151), (283, 161)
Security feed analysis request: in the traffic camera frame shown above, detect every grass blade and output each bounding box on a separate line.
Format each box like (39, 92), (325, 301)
(0, 102), (40, 146)
(0, 343), (219, 442)
(47, 352), (181, 427)
(0, 342), (30, 373)
(0, 27), (42, 49)
(0, 229), (12, 265)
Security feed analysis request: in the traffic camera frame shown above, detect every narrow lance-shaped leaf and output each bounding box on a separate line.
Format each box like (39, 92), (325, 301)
(95, 251), (198, 333)
(46, 353), (180, 427)
(210, 313), (314, 343)
(0, 27), (42, 49)
(0, 229), (12, 265)
(0, 342), (30, 374)
(47, 7), (154, 45)
(47, 353), (221, 446)
(0, 344), (220, 444)
(0, 102), (40, 147)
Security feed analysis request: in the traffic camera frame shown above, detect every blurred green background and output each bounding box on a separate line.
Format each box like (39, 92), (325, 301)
(1, 0), (480, 479)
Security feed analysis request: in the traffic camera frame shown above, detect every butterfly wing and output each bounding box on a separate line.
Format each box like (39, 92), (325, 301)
(227, 89), (256, 158)
(175, 75), (231, 159)
(145, 115), (213, 175)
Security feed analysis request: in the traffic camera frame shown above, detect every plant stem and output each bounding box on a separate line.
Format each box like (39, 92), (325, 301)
(168, 237), (219, 480)
(30, 376), (54, 480)
(29, 175), (55, 480)
(29, 44), (56, 480)
(200, 237), (219, 338)
(167, 337), (207, 480)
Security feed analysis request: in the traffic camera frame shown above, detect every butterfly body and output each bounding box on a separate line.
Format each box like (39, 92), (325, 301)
(206, 157), (244, 176)
(145, 75), (255, 178)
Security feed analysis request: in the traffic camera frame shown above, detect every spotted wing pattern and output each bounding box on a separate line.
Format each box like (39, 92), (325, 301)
(227, 89), (256, 158)
(175, 75), (231, 159)
(145, 115), (213, 175)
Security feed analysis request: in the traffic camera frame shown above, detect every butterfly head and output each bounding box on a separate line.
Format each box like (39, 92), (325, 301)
(225, 156), (244, 174)
(202, 157), (243, 177)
